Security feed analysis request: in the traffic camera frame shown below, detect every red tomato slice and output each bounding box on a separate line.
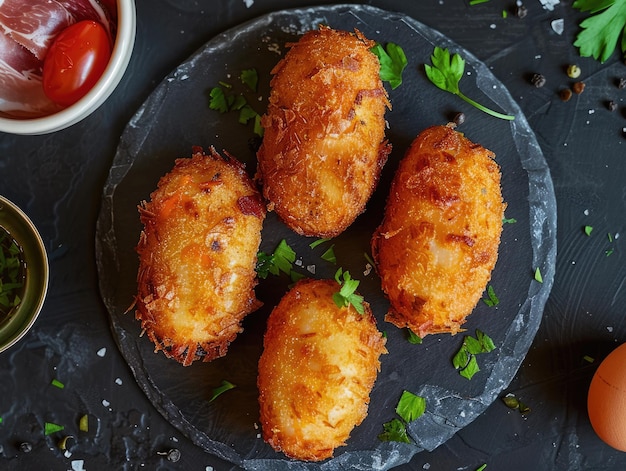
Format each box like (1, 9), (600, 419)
(43, 20), (112, 107)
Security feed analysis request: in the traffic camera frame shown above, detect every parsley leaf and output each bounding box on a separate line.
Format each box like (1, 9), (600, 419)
(573, 0), (626, 63)
(406, 329), (423, 344)
(378, 418), (411, 443)
(240, 68), (258, 92)
(371, 42), (408, 89)
(425, 47), (515, 121)
(333, 268), (365, 314)
(396, 390), (426, 423)
(256, 239), (298, 279)
(534, 267), (543, 283)
(452, 329), (496, 380)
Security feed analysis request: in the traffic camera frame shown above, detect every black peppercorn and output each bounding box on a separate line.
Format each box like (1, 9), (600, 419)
(608, 100), (618, 111)
(516, 4), (528, 18)
(572, 81), (585, 94)
(618, 78), (626, 89)
(166, 448), (181, 462)
(453, 112), (465, 126)
(19, 442), (33, 453)
(531, 73), (546, 88)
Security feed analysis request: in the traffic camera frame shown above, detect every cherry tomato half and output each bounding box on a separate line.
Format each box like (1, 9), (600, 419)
(43, 20), (112, 107)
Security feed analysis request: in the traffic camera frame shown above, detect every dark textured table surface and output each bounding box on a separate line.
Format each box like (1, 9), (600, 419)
(2, 1), (626, 470)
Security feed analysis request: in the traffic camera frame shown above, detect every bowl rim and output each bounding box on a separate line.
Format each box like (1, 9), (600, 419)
(0, 0), (137, 135)
(0, 195), (49, 353)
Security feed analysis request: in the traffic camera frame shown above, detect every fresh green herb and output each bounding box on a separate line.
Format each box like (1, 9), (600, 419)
(333, 268), (365, 314)
(606, 248), (615, 256)
(573, 0), (626, 63)
(240, 68), (258, 92)
(396, 390), (426, 423)
(371, 42), (408, 90)
(379, 391), (426, 443)
(476, 464), (487, 471)
(406, 329), (423, 344)
(0, 228), (24, 318)
(583, 355), (595, 363)
(309, 238), (331, 249)
(502, 9), (508, 17)
(208, 87), (230, 113)
(364, 252), (375, 267)
(425, 46), (515, 121)
(44, 422), (64, 436)
(378, 417), (411, 443)
(608, 232), (614, 242)
(208, 68), (263, 136)
(452, 329), (495, 380)
(534, 267), (543, 283)
(209, 380), (236, 402)
(51, 379), (65, 389)
(321, 245), (336, 264)
(256, 239), (297, 279)
(482, 285), (499, 307)
(503, 217), (517, 224)
(0, 417), (3, 423)
(584, 225), (593, 236)
(469, 0), (490, 4)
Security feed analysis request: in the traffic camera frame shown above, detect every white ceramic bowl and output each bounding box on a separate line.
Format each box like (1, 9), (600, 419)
(0, 0), (136, 135)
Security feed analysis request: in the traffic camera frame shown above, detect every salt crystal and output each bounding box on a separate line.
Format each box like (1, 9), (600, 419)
(551, 18), (564, 35)
(71, 460), (85, 471)
(115, 378), (123, 386)
(97, 347), (106, 357)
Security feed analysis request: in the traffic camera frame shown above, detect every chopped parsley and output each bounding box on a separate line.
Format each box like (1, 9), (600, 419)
(44, 422), (64, 436)
(209, 380), (236, 402)
(573, 0), (626, 63)
(332, 268), (365, 314)
(425, 46), (515, 121)
(379, 390), (426, 443)
(503, 216), (517, 224)
(534, 267), (543, 283)
(406, 329), (423, 344)
(482, 285), (499, 307)
(452, 329), (496, 380)
(320, 245), (336, 264)
(584, 225), (593, 236)
(256, 239), (297, 279)
(208, 68), (263, 136)
(371, 42), (408, 90)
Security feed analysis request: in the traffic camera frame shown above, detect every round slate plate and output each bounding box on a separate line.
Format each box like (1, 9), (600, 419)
(96, 4), (556, 469)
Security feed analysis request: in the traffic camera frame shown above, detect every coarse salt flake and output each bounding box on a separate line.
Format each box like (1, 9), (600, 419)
(97, 347), (106, 357)
(71, 460), (86, 471)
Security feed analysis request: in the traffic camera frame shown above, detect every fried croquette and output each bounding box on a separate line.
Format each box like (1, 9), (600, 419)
(257, 278), (386, 461)
(256, 26), (391, 238)
(372, 124), (505, 338)
(134, 147), (266, 366)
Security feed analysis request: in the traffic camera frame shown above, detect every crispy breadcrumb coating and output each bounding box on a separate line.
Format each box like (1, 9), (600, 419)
(256, 26), (391, 237)
(134, 147), (266, 366)
(258, 278), (386, 461)
(372, 124), (505, 337)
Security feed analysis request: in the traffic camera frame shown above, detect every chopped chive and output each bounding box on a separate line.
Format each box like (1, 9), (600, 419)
(309, 238), (330, 249)
(209, 380), (236, 402)
(321, 245), (336, 264)
(51, 379), (65, 389)
(534, 267), (543, 283)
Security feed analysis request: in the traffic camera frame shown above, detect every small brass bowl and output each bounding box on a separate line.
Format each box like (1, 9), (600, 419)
(0, 196), (48, 353)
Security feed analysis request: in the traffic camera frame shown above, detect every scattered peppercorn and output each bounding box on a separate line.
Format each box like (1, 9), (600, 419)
(572, 81), (585, 94)
(608, 100), (618, 111)
(559, 88), (573, 102)
(516, 4), (528, 18)
(566, 64), (581, 79)
(453, 112), (466, 126)
(19, 442), (33, 453)
(618, 77), (626, 89)
(531, 73), (546, 88)
(166, 448), (181, 462)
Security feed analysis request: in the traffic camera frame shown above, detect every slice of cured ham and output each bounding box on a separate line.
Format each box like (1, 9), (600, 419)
(0, 0), (115, 118)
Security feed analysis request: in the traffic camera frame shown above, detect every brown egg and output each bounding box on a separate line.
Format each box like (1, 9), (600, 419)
(587, 343), (626, 451)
